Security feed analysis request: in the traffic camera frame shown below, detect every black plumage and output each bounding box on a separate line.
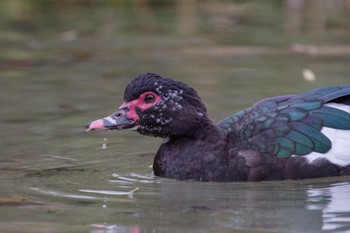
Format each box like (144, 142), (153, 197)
(86, 73), (350, 182)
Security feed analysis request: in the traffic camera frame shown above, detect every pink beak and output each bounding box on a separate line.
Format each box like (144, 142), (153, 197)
(86, 108), (137, 131)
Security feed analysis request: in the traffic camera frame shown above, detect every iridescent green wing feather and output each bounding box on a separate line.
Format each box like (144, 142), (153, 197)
(217, 86), (350, 158)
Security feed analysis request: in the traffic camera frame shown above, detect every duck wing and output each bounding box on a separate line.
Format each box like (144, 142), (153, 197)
(217, 85), (350, 159)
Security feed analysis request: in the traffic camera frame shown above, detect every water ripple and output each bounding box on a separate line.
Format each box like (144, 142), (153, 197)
(79, 188), (139, 198)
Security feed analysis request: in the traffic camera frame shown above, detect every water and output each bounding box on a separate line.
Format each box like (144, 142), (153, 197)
(1, 1), (350, 232)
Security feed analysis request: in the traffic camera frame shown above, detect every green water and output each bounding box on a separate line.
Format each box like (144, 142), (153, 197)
(1, 1), (350, 232)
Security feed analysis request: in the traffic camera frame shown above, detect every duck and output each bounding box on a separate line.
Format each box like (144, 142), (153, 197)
(86, 73), (350, 182)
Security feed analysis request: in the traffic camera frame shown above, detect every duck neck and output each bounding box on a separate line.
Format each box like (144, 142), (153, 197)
(179, 117), (223, 143)
(155, 117), (226, 181)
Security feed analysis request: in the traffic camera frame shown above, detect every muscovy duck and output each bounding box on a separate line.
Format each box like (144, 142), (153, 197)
(86, 73), (350, 182)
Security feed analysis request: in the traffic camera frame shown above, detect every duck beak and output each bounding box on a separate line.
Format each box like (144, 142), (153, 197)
(85, 108), (137, 131)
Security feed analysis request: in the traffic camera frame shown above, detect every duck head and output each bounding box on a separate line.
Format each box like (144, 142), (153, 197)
(86, 73), (209, 138)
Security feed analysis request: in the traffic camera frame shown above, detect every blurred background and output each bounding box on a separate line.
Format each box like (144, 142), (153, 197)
(1, 1), (350, 233)
(1, 0), (350, 120)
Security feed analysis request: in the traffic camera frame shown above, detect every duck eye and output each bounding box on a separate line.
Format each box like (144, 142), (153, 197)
(144, 94), (156, 104)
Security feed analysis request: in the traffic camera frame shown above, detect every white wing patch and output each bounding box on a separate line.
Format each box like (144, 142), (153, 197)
(303, 103), (350, 166)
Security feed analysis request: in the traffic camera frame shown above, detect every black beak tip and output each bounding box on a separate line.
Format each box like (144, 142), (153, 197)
(85, 125), (91, 131)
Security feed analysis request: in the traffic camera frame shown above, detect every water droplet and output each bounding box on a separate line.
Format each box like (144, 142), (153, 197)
(103, 198), (108, 224)
(102, 138), (107, 149)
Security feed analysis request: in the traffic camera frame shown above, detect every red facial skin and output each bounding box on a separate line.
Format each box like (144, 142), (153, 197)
(120, 91), (161, 122)
(86, 91), (161, 131)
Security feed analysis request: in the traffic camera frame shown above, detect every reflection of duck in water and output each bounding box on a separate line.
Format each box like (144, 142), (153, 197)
(87, 73), (350, 182)
(307, 183), (350, 231)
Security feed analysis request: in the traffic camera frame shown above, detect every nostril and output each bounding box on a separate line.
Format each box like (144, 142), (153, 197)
(115, 109), (124, 118)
